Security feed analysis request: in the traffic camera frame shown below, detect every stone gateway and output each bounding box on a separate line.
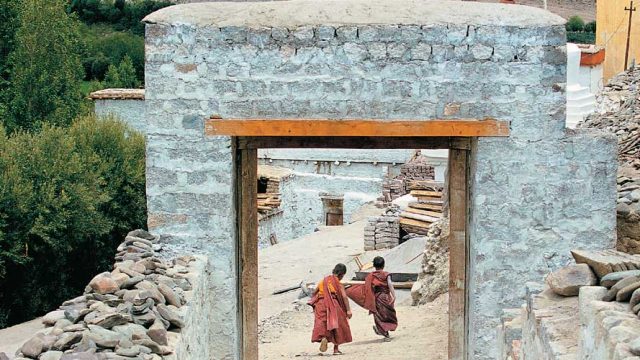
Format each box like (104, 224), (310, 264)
(142, 1), (617, 359)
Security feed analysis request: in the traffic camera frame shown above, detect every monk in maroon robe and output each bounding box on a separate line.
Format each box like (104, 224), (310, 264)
(346, 256), (398, 339)
(308, 263), (353, 355)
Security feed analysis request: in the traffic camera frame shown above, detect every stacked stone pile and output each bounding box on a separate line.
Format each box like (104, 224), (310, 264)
(617, 176), (640, 254)
(6, 230), (197, 360)
(378, 175), (405, 205)
(363, 206), (401, 251)
(580, 67), (640, 166)
(411, 218), (449, 305)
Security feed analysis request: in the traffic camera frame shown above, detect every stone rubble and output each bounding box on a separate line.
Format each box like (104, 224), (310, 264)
(580, 66), (640, 167)
(571, 248), (640, 278)
(411, 218), (449, 305)
(616, 175), (640, 254)
(3, 230), (197, 360)
(363, 206), (401, 251)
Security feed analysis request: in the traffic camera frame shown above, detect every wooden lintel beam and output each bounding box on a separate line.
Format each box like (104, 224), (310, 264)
(237, 136), (471, 150)
(205, 118), (509, 137)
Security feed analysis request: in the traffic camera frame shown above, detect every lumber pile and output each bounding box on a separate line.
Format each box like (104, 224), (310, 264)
(257, 193), (281, 213)
(400, 181), (444, 235)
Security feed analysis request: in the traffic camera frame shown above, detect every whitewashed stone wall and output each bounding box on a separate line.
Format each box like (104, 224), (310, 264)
(143, 1), (617, 358)
(94, 99), (147, 133)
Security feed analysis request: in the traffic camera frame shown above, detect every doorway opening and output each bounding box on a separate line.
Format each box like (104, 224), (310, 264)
(207, 117), (509, 360)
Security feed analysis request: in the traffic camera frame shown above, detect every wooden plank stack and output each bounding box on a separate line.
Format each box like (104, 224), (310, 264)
(400, 181), (444, 235)
(257, 193), (281, 214)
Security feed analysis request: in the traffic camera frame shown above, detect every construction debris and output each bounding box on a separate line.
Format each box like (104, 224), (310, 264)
(580, 67), (640, 166)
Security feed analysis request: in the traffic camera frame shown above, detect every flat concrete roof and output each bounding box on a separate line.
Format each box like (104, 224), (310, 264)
(143, 0), (565, 28)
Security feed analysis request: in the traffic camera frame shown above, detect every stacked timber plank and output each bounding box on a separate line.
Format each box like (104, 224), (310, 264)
(264, 178), (280, 193)
(258, 193), (281, 214)
(400, 181), (444, 235)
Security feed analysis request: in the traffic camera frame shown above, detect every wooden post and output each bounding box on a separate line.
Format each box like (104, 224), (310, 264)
(448, 149), (468, 360)
(624, 0), (637, 70)
(237, 143), (258, 360)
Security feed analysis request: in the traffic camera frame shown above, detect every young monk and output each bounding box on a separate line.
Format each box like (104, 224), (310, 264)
(309, 263), (353, 355)
(362, 256), (398, 340)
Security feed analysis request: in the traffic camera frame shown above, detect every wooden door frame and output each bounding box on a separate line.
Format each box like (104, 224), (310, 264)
(234, 136), (470, 360)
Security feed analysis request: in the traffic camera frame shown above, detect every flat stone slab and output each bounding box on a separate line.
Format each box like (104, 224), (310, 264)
(546, 264), (596, 297)
(571, 249), (640, 278)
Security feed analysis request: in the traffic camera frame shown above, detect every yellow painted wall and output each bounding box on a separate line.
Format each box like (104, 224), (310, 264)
(597, 0), (640, 80)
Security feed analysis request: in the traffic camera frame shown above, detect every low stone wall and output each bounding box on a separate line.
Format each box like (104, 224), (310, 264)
(578, 286), (640, 360)
(89, 89), (146, 134)
(519, 283), (580, 360)
(5, 230), (203, 360)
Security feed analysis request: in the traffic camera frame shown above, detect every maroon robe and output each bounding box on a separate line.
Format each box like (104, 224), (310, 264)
(346, 270), (398, 336)
(309, 275), (353, 345)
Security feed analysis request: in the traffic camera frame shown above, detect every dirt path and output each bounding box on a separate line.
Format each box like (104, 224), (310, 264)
(259, 294), (448, 360)
(477, 0), (595, 22)
(258, 204), (448, 359)
(0, 318), (43, 356)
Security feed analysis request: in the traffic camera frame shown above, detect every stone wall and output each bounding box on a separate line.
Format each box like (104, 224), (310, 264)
(142, 1), (617, 358)
(258, 160), (381, 244)
(90, 89), (146, 133)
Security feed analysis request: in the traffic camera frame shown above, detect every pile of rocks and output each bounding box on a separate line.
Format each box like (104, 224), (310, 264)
(5, 230), (197, 360)
(411, 218), (449, 305)
(363, 206), (401, 251)
(617, 175), (640, 254)
(580, 66), (640, 167)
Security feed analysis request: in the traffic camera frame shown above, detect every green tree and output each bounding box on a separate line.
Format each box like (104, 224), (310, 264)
(116, 55), (140, 88)
(104, 64), (121, 88)
(5, 0), (85, 132)
(0, 0), (19, 117)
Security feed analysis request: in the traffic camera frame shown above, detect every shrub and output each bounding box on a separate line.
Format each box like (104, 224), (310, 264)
(0, 115), (146, 327)
(566, 16), (585, 32)
(567, 31), (596, 44)
(584, 21), (596, 33)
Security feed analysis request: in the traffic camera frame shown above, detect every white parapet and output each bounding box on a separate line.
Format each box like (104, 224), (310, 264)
(566, 43), (597, 129)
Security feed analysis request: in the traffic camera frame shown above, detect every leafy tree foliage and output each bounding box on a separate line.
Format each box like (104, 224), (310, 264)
(584, 21), (596, 33)
(104, 56), (140, 88)
(566, 16), (586, 32)
(68, 0), (172, 35)
(5, 0), (85, 132)
(0, 115), (147, 327)
(0, 0), (19, 117)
